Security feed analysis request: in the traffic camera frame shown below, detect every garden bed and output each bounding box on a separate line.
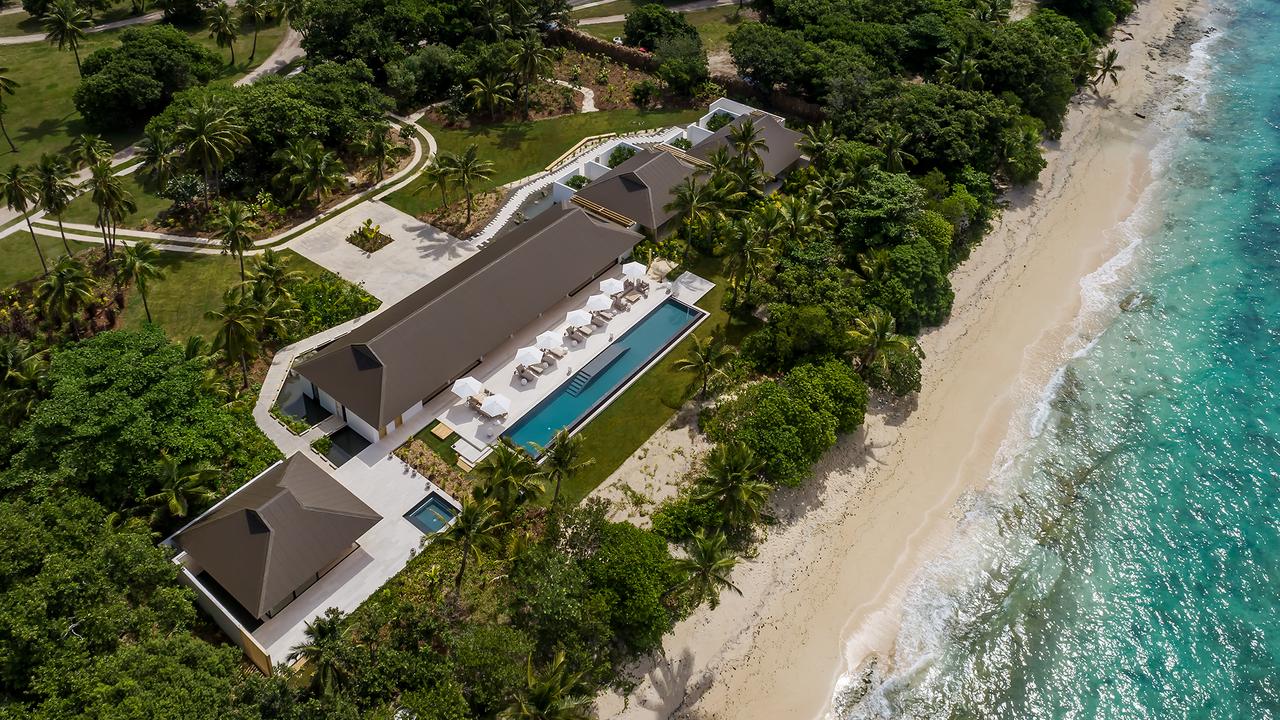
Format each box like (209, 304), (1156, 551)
(345, 219), (394, 253)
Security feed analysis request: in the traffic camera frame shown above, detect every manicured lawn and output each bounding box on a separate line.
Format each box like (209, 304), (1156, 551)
(579, 5), (746, 53)
(119, 248), (325, 339)
(570, 0), (636, 20)
(0, 230), (93, 287)
(0, 10), (43, 37)
(560, 255), (757, 503)
(383, 107), (703, 218)
(411, 421), (461, 465)
(59, 168), (171, 227)
(0, 18), (287, 170)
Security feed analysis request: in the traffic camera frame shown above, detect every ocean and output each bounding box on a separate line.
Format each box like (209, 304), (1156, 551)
(831, 2), (1280, 718)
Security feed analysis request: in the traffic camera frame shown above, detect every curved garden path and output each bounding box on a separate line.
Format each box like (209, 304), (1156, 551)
(0, 9), (162, 45)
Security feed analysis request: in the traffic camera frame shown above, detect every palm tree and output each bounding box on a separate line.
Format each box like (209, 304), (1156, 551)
(250, 247), (303, 301)
(206, 288), (260, 386)
(43, 0), (92, 76)
(356, 122), (409, 184)
(474, 439), (541, 512)
(508, 36), (554, 118)
(501, 651), (593, 720)
(71, 133), (113, 170)
(847, 308), (915, 378)
(777, 193), (830, 246)
(144, 453), (218, 524)
(174, 97), (248, 202)
(114, 241), (164, 324)
(727, 118), (768, 171)
(674, 333), (732, 399)
(875, 126), (916, 173)
(210, 201), (259, 288)
(288, 608), (355, 697)
(415, 160), (454, 209)
(937, 46), (982, 90)
(272, 138), (347, 207)
(972, 0), (1010, 24)
(532, 427), (595, 506)
(1, 164), (47, 275)
(1092, 48), (1123, 91)
(207, 3), (240, 65)
(665, 175), (722, 262)
(32, 154), (77, 255)
(0, 68), (19, 152)
(671, 530), (742, 610)
(693, 442), (770, 528)
(137, 127), (180, 188)
(82, 161), (135, 259)
(35, 255), (93, 337)
(437, 496), (506, 594)
(440, 144), (493, 227)
(0, 338), (47, 427)
(725, 217), (772, 305)
(239, 0), (270, 61)
(273, 0), (306, 28)
(799, 121), (834, 171)
(466, 74), (516, 121)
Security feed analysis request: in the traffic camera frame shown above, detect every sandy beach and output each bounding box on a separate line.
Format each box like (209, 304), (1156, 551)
(592, 0), (1205, 717)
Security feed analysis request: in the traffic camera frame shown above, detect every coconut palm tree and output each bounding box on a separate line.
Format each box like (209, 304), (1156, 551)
(972, 0), (1010, 25)
(43, 0), (92, 76)
(174, 97), (248, 202)
(440, 144), (494, 227)
(250, 247), (303, 301)
(82, 161), (135, 259)
(727, 118), (768, 171)
(847, 308), (915, 378)
(1092, 48), (1123, 92)
(875, 126), (916, 174)
(206, 288), (260, 386)
(671, 530), (742, 610)
(674, 333), (732, 399)
(508, 36), (554, 118)
(777, 193), (830, 246)
(356, 122), (409, 183)
(0, 164), (47, 275)
(532, 427), (595, 506)
(0, 337), (47, 427)
(144, 453), (218, 524)
(288, 608), (355, 697)
(113, 241), (164, 324)
(239, 0), (270, 61)
(207, 3), (240, 65)
(0, 68), (19, 152)
(71, 133), (113, 170)
(474, 439), (541, 512)
(137, 127), (180, 189)
(502, 651), (593, 720)
(415, 160), (454, 209)
(210, 201), (259, 288)
(799, 121), (834, 171)
(437, 496), (506, 594)
(272, 138), (347, 207)
(693, 442), (770, 528)
(273, 0), (305, 27)
(666, 174), (721, 241)
(937, 45), (982, 90)
(725, 217), (772, 306)
(466, 74), (516, 121)
(35, 255), (93, 337)
(32, 154), (77, 255)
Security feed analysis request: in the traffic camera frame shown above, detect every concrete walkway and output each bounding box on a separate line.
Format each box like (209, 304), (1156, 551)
(576, 0), (737, 24)
(552, 79), (597, 112)
(0, 9), (162, 45)
(234, 28), (302, 86)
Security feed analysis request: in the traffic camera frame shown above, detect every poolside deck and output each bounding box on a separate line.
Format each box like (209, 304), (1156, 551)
(436, 267), (714, 463)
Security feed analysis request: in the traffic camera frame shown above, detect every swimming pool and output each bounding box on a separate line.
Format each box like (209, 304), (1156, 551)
(404, 493), (458, 534)
(504, 298), (703, 453)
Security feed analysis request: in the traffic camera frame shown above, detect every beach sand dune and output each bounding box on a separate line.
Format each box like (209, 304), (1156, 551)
(593, 0), (1204, 717)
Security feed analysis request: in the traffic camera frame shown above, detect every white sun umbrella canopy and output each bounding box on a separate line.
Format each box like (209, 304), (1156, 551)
(480, 393), (510, 416)
(515, 346), (544, 366)
(622, 261), (646, 279)
(585, 293), (613, 312)
(535, 330), (562, 349)
(599, 277), (626, 295)
(450, 376), (483, 398)
(565, 309), (593, 327)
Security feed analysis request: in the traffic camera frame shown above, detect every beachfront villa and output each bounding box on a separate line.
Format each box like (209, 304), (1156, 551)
(173, 99), (805, 672)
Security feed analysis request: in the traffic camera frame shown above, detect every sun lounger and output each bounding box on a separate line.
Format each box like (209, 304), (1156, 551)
(545, 347), (567, 359)
(623, 290), (643, 305)
(568, 327), (591, 344)
(590, 314), (608, 328)
(540, 350), (559, 365)
(466, 395), (484, 409)
(516, 366), (539, 384)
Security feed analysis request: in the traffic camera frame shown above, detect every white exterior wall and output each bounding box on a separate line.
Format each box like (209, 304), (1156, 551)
(315, 387), (338, 415)
(173, 557), (275, 673)
(345, 410), (381, 443)
(684, 125), (714, 145)
(583, 160), (610, 179)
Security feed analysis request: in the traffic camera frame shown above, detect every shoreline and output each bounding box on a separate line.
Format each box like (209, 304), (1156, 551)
(596, 0), (1204, 717)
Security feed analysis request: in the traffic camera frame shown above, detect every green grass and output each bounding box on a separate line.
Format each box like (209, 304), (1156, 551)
(578, 5), (746, 53)
(412, 421), (461, 465)
(0, 230), (93, 286)
(560, 255), (756, 503)
(0, 18), (287, 170)
(569, 0), (637, 20)
(383, 107), (703, 218)
(120, 248), (324, 339)
(59, 168), (171, 227)
(0, 10), (43, 37)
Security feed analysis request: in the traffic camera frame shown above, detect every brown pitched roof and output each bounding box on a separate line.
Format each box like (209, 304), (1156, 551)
(690, 113), (805, 178)
(574, 148), (696, 232)
(294, 206), (643, 427)
(175, 453), (380, 620)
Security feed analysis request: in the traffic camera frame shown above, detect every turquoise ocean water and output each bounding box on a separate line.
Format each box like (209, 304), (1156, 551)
(833, 2), (1280, 718)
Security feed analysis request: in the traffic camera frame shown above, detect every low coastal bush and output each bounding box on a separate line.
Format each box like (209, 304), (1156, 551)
(608, 145), (638, 168)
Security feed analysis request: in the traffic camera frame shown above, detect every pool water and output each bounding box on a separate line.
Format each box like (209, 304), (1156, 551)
(504, 298), (702, 453)
(404, 494), (457, 534)
(324, 426), (371, 467)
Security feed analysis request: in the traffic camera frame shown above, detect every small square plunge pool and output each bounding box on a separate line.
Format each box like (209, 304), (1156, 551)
(405, 493), (458, 534)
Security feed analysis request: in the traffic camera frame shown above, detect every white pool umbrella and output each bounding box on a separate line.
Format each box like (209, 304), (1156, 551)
(566, 309), (592, 327)
(599, 277), (625, 295)
(451, 377), (483, 398)
(480, 394), (510, 416)
(622, 261), (646, 278)
(535, 330), (562, 349)
(515, 346), (543, 366)
(586, 293), (613, 312)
